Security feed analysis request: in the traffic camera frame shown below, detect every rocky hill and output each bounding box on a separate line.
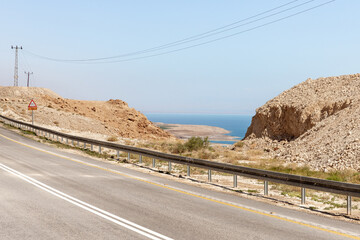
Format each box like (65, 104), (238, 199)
(0, 86), (172, 141)
(244, 73), (360, 171)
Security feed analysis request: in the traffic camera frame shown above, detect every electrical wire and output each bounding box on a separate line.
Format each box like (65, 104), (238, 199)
(20, 51), (33, 72)
(23, 0), (335, 64)
(24, 0), (302, 62)
(88, 0), (336, 64)
(20, 51), (37, 87)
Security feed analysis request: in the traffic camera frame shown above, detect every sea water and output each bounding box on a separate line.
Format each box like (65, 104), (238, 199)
(145, 113), (252, 144)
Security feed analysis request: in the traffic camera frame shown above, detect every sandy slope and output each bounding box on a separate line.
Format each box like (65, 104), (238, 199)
(0, 86), (172, 141)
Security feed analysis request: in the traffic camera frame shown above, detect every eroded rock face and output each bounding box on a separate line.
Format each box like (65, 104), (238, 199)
(244, 73), (360, 171)
(245, 74), (358, 141)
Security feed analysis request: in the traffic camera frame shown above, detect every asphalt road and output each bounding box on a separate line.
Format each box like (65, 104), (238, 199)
(0, 126), (359, 240)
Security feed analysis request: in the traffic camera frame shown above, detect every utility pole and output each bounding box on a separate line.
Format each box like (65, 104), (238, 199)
(11, 45), (22, 87)
(24, 71), (33, 87)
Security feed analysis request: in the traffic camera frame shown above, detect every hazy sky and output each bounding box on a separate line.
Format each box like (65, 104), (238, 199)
(0, 0), (359, 115)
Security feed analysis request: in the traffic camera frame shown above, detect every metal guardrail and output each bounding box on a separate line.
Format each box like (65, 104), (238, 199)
(0, 114), (359, 215)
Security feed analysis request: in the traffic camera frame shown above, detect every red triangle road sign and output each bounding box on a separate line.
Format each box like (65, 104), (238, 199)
(28, 99), (37, 110)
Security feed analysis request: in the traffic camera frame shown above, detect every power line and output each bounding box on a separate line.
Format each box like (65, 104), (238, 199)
(20, 51), (36, 87)
(89, 0), (337, 64)
(20, 51), (33, 72)
(23, 0), (335, 64)
(24, 0), (303, 62)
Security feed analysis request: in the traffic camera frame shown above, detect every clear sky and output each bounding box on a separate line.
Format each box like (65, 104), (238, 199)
(0, 0), (359, 115)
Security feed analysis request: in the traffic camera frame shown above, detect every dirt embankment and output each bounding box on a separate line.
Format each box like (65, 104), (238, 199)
(0, 86), (172, 141)
(244, 73), (360, 171)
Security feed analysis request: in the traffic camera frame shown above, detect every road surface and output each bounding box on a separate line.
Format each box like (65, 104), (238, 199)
(0, 126), (359, 239)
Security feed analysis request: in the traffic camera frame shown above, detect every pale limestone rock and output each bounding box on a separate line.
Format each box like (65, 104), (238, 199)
(244, 73), (360, 171)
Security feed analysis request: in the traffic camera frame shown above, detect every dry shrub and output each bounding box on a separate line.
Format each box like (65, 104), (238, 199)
(171, 142), (186, 154)
(107, 136), (118, 142)
(234, 141), (244, 148)
(196, 149), (219, 160)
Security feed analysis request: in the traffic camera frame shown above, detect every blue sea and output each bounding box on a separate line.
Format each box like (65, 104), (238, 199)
(145, 113), (252, 144)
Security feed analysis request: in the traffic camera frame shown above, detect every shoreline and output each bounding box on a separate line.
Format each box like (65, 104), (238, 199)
(154, 122), (239, 142)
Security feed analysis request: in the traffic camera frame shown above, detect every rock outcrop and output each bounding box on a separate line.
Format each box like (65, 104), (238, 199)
(244, 73), (360, 171)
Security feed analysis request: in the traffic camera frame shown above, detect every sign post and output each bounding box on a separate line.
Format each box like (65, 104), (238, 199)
(28, 99), (37, 125)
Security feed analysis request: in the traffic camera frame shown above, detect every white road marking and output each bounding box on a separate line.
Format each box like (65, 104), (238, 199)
(0, 163), (173, 240)
(1, 131), (359, 239)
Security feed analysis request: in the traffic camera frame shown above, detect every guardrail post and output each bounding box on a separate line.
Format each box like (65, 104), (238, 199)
(139, 155), (142, 164)
(347, 196), (352, 215)
(152, 158), (155, 167)
(117, 150), (120, 159)
(91, 144), (93, 151)
(301, 188), (306, 205)
(1, 116), (358, 207)
(84, 143), (86, 149)
(233, 175), (237, 188)
(264, 181), (269, 196)
(168, 161), (171, 172)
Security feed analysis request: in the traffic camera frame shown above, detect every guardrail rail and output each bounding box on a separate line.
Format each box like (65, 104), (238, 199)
(0, 114), (359, 215)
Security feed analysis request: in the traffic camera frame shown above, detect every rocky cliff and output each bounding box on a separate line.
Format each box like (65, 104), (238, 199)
(244, 73), (360, 171)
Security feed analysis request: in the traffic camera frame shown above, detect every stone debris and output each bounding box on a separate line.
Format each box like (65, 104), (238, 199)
(244, 73), (360, 171)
